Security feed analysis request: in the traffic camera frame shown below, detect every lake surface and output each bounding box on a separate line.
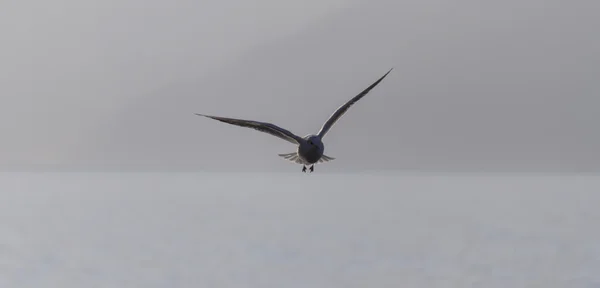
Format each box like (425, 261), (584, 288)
(1, 172), (599, 287)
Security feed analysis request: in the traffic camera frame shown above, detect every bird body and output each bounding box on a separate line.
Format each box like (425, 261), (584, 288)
(296, 134), (325, 164)
(195, 68), (393, 173)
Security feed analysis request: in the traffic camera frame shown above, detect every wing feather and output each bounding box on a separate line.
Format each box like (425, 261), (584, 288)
(195, 114), (303, 144)
(317, 68), (393, 138)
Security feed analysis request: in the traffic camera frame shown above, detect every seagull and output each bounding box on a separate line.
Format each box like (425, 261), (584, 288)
(195, 68), (393, 173)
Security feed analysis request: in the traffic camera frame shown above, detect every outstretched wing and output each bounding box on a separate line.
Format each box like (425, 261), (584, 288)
(195, 113), (303, 144)
(317, 68), (393, 138)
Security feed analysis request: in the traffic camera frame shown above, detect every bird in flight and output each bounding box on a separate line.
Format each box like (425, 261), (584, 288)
(195, 68), (393, 173)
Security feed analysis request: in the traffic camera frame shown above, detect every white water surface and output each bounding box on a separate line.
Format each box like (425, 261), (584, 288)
(1, 172), (599, 287)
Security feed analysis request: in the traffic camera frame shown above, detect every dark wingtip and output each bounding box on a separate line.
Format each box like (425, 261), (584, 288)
(371, 67), (394, 86)
(195, 113), (220, 121)
(194, 113), (226, 123)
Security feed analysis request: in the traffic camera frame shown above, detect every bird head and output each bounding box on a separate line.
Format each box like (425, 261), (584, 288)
(305, 135), (322, 148)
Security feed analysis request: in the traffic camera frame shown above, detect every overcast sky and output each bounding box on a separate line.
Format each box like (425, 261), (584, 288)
(0, 0), (349, 167)
(2, 0), (599, 172)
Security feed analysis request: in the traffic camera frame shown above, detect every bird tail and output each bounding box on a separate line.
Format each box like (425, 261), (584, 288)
(278, 152), (304, 164)
(277, 152), (335, 164)
(319, 154), (335, 163)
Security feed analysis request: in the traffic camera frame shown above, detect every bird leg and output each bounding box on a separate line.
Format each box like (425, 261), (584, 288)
(302, 166), (307, 173)
(309, 165), (314, 173)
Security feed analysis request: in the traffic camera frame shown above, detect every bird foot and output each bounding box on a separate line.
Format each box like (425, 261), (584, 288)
(302, 166), (307, 173)
(309, 165), (314, 173)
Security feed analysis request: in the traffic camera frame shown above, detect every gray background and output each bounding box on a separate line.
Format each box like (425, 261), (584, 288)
(2, 0), (599, 172)
(2, 173), (599, 287)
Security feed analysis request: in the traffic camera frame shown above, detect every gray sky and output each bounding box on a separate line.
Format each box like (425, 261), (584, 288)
(2, 0), (599, 172)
